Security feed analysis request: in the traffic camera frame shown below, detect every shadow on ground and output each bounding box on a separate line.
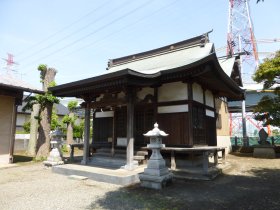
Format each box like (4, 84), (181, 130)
(87, 167), (280, 210)
(13, 155), (33, 163)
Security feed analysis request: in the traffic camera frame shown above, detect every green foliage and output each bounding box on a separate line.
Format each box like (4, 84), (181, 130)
(253, 51), (280, 89)
(272, 129), (280, 136)
(61, 144), (69, 154)
(33, 156), (47, 162)
(51, 108), (62, 130)
(48, 81), (56, 88)
(22, 96), (38, 112)
(253, 51), (280, 127)
(16, 130), (29, 134)
(62, 115), (75, 125)
(38, 64), (47, 72)
(22, 93), (60, 117)
(67, 100), (78, 112)
(73, 120), (84, 138)
(23, 121), (31, 133)
(38, 64), (47, 82)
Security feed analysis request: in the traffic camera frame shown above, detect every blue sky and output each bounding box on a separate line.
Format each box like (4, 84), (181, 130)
(0, 0), (279, 89)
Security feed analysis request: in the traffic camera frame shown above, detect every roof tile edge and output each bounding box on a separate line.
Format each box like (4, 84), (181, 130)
(107, 31), (212, 70)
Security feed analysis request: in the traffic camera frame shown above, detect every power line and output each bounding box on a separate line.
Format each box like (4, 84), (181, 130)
(21, 0), (154, 71)
(18, 0), (131, 62)
(51, 0), (180, 62)
(16, 0), (110, 56)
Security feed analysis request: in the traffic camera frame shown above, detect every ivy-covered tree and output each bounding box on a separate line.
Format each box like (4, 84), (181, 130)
(62, 100), (78, 145)
(253, 50), (280, 126)
(23, 64), (59, 159)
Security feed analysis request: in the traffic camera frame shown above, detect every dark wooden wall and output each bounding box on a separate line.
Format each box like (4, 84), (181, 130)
(157, 112), (189, 146)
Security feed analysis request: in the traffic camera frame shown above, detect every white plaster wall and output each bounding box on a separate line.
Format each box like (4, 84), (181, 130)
(205, 90), (214, 108)
(192, 83), (203, 103)
(206, 109), (215, 117)
(16, 114), (27, 126)
(95, 111), (114, 118)
(158, 82), (188, 102)
(0, 95), (14, 163)
(137, 87), (154, 100)
(158, 105), (188, 114)
(217, 136), (232, 154)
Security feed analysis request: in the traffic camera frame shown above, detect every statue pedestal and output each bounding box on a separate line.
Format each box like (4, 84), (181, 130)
(253, 146), (276, 159)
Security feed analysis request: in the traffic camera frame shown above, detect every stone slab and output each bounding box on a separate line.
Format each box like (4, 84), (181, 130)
(68, 175), (88, 180)
(52, 164), (145, 186)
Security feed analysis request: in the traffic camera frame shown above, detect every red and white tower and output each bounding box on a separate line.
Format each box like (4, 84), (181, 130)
(2, 53), (18, 74)
(227, 0), (259, 84)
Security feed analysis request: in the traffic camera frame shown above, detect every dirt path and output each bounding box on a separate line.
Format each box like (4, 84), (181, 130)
(0, 154), (279, 210)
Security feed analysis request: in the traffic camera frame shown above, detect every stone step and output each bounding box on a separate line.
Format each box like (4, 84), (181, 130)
(89, 157), (127, 168)
(96, 148), (126, 154)
(135, 151), (148, 156)
(133, 155), (145, 160)
(68, 175), (88, 180)
(94, 152), (126, 159)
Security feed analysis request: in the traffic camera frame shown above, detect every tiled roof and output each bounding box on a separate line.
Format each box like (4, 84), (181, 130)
(0, 73), (43, 94)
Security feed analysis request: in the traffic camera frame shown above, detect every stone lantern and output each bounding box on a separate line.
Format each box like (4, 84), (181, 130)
(139, 123), (173, 189)
(43, 128), (64, 167)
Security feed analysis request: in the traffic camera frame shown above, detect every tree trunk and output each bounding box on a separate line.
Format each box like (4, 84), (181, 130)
(66, 112), (74, 145)
(27, 103), (40, 156)
(36, 68), (57, 159)
(36, 103), (53, 159)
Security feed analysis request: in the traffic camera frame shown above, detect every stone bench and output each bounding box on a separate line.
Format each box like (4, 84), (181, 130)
(143, 146), (226, 174)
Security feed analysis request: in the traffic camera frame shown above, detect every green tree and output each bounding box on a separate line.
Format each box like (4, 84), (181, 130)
(62, 100), (78, 144)
(23, 64), (59, 159)
(23, 121), (31, 133)
(253, 51), (280, 126)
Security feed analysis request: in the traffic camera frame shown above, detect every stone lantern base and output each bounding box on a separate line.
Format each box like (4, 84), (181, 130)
(139, 170), (173, 190)
(139, 154), (173, 189)
(43, 148), (64, 167)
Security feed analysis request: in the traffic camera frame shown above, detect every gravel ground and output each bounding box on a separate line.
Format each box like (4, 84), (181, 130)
(0, 154), (280, 210)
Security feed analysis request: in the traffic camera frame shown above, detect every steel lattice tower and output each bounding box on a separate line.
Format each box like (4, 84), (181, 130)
(227, 0), (259, 84)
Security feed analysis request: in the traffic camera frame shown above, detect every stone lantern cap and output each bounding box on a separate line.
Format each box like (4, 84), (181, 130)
(50, 128), (65, 144)
(143, 123), (168, 137)
(50, 129), (65, 138)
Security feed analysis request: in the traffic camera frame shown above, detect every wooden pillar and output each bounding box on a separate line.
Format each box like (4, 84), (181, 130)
(213, 96), (217, 146)
(91, 110), (96, 145)
(187, 82), (194, 146)
(81, 100), (91, 165)
(111, 108), (116, 157)
(9, 104), (17, 163)
(153, 86), (158, 122)
(124, 88), (136, 170)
